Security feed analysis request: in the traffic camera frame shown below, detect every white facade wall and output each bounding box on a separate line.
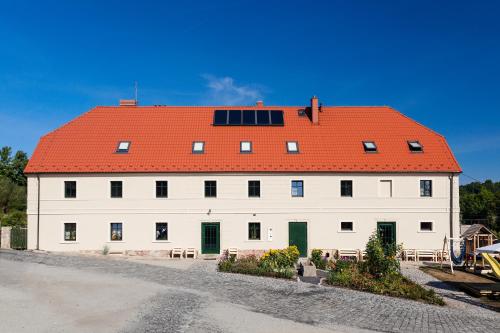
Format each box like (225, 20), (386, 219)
(27, 173), (460, 254)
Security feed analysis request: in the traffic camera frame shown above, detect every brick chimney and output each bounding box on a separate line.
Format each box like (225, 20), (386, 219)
(311, 96), (319, 124)
(256, 100), (264, 107)
(119, 99), (137, 106)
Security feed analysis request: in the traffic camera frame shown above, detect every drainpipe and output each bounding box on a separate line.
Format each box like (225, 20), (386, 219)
(449, 173), (454, 239)
(36, 174), (40, 250)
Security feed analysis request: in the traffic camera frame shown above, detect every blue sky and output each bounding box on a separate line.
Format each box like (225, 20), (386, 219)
(0, 0), (498, 182)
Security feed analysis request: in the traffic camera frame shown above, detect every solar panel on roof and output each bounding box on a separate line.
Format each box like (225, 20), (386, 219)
(213, 110), (227, 125)
(256, 110), (270, 125)
(212, 110), (283, 126)
(270, 110), (284, 125)
(242, 110), (256, 125)
(228, 110), (242, 125)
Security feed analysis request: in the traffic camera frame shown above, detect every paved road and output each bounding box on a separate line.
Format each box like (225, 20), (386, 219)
(0, 250), (499, 333)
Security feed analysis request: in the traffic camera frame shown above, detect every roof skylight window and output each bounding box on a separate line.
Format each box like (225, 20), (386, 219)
(287, 141), (299, 153)
(192, 141), (205, 154)
(408, 140), (423, 152)
(116, 141), (130, 153)
(363, 141), (377, 153)
(240, 141), (252, 153)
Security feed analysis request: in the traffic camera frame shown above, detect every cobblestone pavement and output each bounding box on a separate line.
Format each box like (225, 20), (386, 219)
(400, 263), (497, 313)
(1, 250), (499, 333)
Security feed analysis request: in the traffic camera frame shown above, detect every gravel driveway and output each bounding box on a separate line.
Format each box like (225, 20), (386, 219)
(0, 250), (499, 333)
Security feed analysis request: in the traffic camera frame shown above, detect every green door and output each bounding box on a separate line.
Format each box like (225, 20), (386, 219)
(377, 222), (396, 251)
(289, 222), (307, 257)
(201, 223), (220, 254)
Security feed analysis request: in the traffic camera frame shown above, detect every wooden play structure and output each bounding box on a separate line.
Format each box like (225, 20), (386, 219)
(461, 224), (497, 271)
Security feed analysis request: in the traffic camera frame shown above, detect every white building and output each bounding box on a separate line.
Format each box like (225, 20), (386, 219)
(25, 97), (461, 257)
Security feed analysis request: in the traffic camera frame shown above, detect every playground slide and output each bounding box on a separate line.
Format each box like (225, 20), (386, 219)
(482, 253), (500, 278)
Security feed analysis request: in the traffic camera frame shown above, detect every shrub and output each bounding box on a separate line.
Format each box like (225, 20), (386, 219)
(310, 249), (327, 269)
(365, 231), (401, 276)
(102, 245), (109, 255)
(218, 254), (294, 279)
(260, 246), (299, 271)
(218, 247), (298, 279)
(326, 231), (444, 306)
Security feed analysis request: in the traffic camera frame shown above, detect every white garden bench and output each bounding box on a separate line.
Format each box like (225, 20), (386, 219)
(403, 249), (416, 261)
(416, 250), (436, 262)
(171, 248), (183, 259)
(338, 249), (360, 261)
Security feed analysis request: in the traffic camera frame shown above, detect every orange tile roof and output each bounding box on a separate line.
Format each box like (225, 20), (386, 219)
(24, 105), (461, 174)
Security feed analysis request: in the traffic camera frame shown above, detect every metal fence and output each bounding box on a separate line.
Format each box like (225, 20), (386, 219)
(11, 227), (27, 250)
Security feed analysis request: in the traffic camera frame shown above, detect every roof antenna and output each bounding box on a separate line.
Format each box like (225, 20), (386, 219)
(134, 81), (138, 103)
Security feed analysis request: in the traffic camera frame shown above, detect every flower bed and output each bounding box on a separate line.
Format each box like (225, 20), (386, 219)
(218, 246), (299, 279)
(326, 260), (445, 305)
(322, 232), (445, 306)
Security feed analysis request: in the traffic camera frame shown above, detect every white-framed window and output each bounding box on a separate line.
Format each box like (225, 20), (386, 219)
(339, 221), (354, 232)
(192, 141), (205, 154)
(286, 141), (299, 153)
(240, 141), (252, 153)
(63, 222), (77, 241)
(420, 180), (432, 197)
(110, 222), (123, 241)
(379, 180), (392, 198)
(248, 222), (261, 240)
(155, 222), (168, 241)
(419, 221), (434, 232)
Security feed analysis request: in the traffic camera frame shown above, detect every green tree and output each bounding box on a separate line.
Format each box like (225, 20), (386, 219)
(0, 146), (28, 227)
(0, 146), (28, 186)
(460, 180), (499, 232)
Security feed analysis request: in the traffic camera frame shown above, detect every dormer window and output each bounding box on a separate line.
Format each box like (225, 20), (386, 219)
(287, 141), (299, 153)
(192, 141), (205, 154)
(363, 141), (377, 153)
(116, 141), (130, 153)
(408, 140), (423, 152)
(240, 141), (252, 153)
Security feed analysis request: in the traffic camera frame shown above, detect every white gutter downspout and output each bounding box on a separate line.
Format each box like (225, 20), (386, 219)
(449, 173), (454, 239)
(36, 174), (40, 250)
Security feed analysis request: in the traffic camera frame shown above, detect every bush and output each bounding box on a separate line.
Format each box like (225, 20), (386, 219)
(365, 231), (401, 276)
(311, 249), (326, 269)
(218, 255), (294, 279)
(260, 246), (299, 271)
(326, 263), (444, 305)
(326, 232), (444, 306)
(0, 210), (26, 227)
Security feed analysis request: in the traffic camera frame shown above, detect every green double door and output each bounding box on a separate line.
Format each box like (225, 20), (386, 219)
(201, 223), (220, 254)
(289, 222), (308, 257)
(377, 222), (396, 250)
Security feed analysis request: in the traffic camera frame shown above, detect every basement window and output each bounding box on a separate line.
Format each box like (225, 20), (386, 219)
(408, 140), (423, 152)
(192, 141), (205, 154)
(116, 141), (130, 153)
(287, 141), (299, 153)
(420, 222), (433, 232)
(363, 141), (377, 153)
(340, 222), (354, 232)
